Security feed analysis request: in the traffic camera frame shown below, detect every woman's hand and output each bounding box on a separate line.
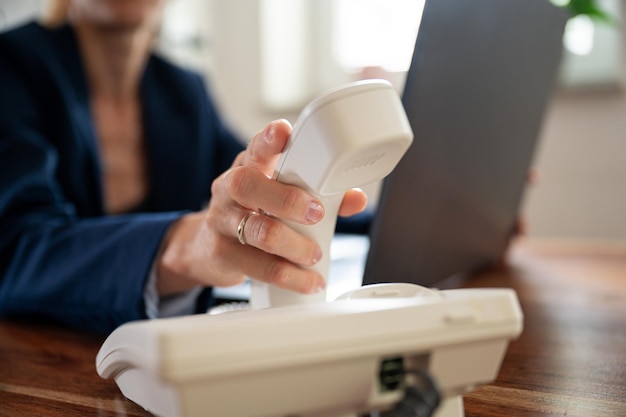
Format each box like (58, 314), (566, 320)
(156, 119), (368, 296)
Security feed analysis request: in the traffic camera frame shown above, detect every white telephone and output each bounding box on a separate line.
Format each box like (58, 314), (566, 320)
(96, 81), (523, 417)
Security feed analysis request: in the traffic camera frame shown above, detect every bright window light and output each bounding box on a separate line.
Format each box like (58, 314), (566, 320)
(333, 0), (425, 72)
(559, 0), (622, 87)
(260, 0), (312, 111)
(564, 15), (595, 56)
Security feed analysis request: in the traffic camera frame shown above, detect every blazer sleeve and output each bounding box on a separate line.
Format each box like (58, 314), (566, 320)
(0, 45), (184, 334)
(0, 125), (185, 333)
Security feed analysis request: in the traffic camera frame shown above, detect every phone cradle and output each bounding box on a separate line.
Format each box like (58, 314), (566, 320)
(97, 284), (522, 417)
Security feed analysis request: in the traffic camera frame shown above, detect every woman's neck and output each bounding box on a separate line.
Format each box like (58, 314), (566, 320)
(72, 22), (154, 101)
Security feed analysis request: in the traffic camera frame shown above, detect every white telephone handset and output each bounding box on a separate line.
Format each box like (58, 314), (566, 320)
(251, 80), (413, 309)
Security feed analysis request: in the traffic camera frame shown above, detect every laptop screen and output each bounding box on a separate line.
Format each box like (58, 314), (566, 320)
(363, 0), (569, 286)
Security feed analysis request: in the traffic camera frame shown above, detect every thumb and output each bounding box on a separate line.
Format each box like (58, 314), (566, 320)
(237, 119), (292, 177)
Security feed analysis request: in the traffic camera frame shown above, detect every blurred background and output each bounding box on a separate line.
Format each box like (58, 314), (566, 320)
(2, 0), (624, 241)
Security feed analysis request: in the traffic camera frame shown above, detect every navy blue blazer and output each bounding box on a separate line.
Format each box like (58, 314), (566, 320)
(0, 22), (244, 333)
(0, 22), (370, 334)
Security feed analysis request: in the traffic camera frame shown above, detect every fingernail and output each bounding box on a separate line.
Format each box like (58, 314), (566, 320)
(312, 247), (323, 264)
(305, 201), (324, 223)
(311, 279), (326, 294)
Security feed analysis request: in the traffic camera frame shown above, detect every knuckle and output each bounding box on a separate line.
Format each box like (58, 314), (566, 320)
(252, 217), (283, 248)
(264, 261), (291, 287)
(210, 178), (217, 196)
(279, 188), (301, 214)
(211, 168), (233, 197)
(224, 167), (252, 200)
(210, 175), (222, 196)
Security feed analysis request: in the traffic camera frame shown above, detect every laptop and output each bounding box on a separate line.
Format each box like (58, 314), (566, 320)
(362, 0), (568, 287)
(214, 0), (569, 301)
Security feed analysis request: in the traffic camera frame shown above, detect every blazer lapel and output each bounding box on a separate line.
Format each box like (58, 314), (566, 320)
(141, 61), (200, 212)
(50, 24), (105, 215)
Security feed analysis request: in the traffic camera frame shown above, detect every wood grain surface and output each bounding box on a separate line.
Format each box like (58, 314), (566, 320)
(1, 238), (624, 416)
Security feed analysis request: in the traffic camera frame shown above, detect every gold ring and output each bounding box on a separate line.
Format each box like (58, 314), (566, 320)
(237, 211), (257, 245)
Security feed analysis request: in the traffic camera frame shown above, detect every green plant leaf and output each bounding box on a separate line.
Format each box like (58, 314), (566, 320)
(565, 0), (615, 24)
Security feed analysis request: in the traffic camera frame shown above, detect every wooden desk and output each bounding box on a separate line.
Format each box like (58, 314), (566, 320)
(439, 239), (626, 417)
(1, 238), (625, 417)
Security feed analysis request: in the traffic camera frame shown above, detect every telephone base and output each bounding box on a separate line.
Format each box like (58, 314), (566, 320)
(434, 396), (464, 417)
(97, 285), (522, 417)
